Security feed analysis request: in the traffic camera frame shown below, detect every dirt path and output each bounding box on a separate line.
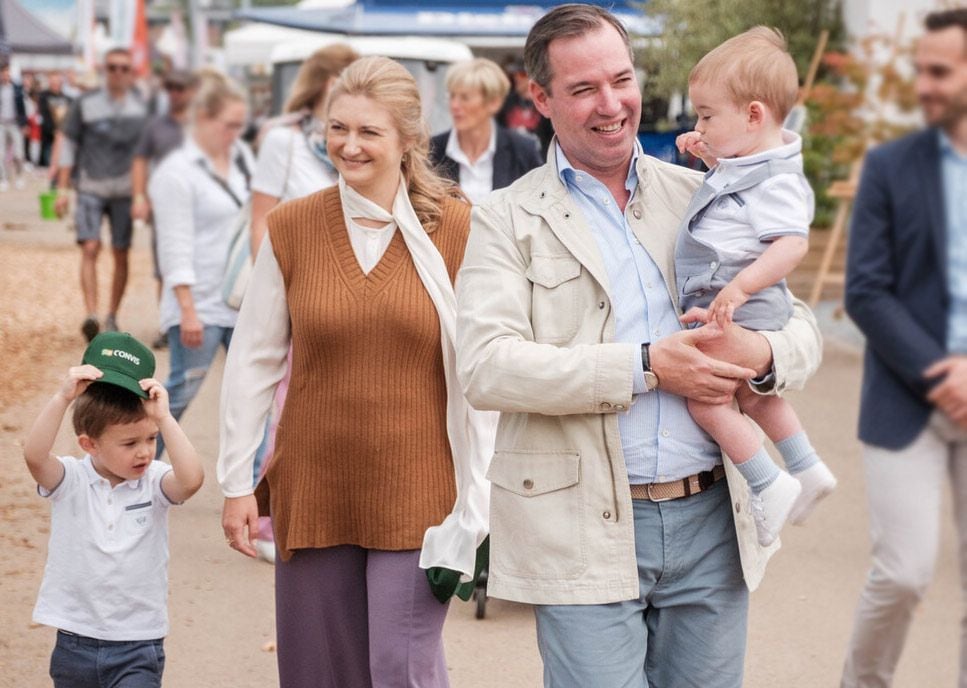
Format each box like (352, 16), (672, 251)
(0, 176), (961, 687)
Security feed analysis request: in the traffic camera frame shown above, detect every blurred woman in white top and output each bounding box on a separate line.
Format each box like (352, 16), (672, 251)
(249, 44), (358, 253)
(149, 74), (253, 454)
(246, 45), (358, 559)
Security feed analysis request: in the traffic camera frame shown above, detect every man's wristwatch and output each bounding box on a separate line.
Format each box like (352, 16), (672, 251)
(641, 343), (659, 391)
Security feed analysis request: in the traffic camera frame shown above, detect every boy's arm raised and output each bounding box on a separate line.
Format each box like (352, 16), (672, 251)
(142, 379), (204, 503)
(23, 366), (102, 492)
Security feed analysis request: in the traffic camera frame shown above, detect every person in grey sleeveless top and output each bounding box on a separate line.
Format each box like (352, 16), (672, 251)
(675, 27), (837, 547)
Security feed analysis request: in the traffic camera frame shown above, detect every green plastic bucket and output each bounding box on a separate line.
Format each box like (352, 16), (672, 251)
(39, 190), (58, 220)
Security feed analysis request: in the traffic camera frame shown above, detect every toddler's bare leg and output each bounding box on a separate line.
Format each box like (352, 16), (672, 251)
(688, 398), (761, 462)
(735, 386), (802, 443)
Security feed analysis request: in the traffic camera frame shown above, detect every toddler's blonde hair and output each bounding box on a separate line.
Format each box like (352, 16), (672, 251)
(689, 26), (799, 122)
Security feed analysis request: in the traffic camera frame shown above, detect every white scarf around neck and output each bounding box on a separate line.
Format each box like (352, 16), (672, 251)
(339, 175), (498, 580)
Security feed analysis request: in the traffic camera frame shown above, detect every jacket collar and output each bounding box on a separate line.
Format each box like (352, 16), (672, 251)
(919, 128), (947, 283)
(518, 139), (654, 293)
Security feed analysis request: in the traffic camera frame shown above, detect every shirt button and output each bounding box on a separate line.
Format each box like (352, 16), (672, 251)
(107, 523), (114, 531)
(710, 261), (718, 268)
(661, 429), (670, 437)
(602, 511), (612, 520)
(523, 479), (534, 490)
(603, 198), (611, 205)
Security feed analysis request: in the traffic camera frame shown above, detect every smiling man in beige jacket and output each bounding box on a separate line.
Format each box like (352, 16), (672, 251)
(455, 5), (822, 687)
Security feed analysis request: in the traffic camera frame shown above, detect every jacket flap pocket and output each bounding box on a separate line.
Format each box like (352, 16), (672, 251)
(525, 255), (582, 288)
(486, 450), (580, 497)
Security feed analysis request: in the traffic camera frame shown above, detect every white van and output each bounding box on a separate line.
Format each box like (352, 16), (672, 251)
(268, 35), (472, 135)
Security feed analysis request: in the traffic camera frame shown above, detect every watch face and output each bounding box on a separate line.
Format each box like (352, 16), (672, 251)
(644, 371), (659, 391)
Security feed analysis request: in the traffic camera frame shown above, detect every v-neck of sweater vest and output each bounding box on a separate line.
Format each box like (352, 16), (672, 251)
(323, 188), (412, 296)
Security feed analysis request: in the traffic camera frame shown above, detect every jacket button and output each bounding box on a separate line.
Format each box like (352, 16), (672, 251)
(602, 511), (611, 519)
(600, 402), (613, 410)
(632, 208), (642, 219)
(598, 301), (606, 309)
(735, 501), (741, 514)
(523, 479), (534, 490)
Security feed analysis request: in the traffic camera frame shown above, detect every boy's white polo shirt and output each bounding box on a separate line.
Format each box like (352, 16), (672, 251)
(32, 455), (176, 641)
(693, 129), (814, 259)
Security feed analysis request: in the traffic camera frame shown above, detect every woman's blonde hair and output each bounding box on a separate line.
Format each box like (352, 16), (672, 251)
(191, 71), (246, 120)
(327, 56), (462, 232)
(284, 43), (359, 114)
(689, 27), (799, 122)
(445, 58), (511, 104)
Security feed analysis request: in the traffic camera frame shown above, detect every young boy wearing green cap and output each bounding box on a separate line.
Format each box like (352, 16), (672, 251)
(22, 331), (204, 687)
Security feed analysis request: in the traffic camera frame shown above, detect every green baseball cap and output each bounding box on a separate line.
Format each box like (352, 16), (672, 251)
(81, 332), (156, 398)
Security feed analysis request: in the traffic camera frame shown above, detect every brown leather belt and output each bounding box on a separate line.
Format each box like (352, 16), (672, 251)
(630, 465), (726, 502)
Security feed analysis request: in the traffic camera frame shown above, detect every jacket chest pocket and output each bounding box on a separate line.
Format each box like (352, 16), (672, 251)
(525, 255), (582, 344)
(486, 450), (587, 579)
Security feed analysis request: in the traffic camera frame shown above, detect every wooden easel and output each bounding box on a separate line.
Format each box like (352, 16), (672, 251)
(806, 15), (906, 308)
(808, 160), (860, 307)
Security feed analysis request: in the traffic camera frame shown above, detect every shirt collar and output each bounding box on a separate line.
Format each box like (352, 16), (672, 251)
(555, 139), (642, 194)
(938, 129), (967, 162)
(81, 454), (142, 490)
(445, 122), (497, 167)
(185, 136), (242, 173)
(715, 128), (802, 171)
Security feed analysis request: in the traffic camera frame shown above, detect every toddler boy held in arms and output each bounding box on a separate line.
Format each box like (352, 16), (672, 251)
(22, 332), (204, 687)
(675, 26), (836, 546)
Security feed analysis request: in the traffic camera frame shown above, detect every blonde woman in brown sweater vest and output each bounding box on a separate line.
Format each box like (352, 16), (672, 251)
(216, 57), (497, 688)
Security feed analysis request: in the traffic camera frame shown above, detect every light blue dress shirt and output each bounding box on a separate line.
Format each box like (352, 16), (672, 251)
(940, 131), (967, 354)
(555, 143), (721, 483)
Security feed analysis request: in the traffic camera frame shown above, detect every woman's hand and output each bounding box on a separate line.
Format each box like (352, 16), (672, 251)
(222, 495), (259, 558)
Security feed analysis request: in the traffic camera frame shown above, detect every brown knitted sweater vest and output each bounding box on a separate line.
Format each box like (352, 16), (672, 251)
(256, 186), (470, 561)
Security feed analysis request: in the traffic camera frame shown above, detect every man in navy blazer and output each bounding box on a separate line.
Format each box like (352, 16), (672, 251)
(842, 9), (967, 687)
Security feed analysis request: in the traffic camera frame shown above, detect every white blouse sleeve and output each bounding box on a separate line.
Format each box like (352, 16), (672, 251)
(217, 234), (291, 497)
(250, 127), (295, 199)
(150, 159), (197, 287)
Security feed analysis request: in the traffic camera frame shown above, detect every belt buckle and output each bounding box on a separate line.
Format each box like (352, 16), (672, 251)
(645, 482), (675, 502)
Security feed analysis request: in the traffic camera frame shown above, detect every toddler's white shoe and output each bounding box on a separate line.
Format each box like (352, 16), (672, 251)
(13, 178), (25, 190)
(789, 461), (837, 526)
(751, 472), (801, 547)
(0, 180), (8, 192)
